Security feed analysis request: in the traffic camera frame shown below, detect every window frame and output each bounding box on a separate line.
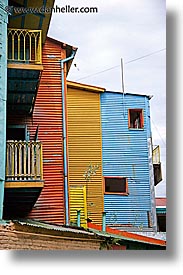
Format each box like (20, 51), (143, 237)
(103, 176), (129, 195)
(128, 108), (144, 129)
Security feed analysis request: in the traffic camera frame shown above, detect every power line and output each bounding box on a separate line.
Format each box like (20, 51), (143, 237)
(152, 119), (166, 147)
(76, 48), (166, 81)
(125, 48), (166, 64)
(76, 65), (119, 81)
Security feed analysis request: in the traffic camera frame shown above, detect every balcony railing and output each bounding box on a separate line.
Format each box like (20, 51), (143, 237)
(152, 145), (160, 164)
(6, 140), (43, 181)
(7, 28), (42, 64)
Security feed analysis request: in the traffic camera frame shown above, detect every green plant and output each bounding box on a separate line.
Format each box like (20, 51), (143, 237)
(83, 162), (100, 182)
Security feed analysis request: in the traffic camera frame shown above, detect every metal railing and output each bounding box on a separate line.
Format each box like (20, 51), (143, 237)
(6, 140), (43, 181)
(152, 145), (160, 164)
(7, 28), (42, 64)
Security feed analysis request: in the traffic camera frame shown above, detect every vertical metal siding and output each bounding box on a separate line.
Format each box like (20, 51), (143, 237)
(0, 0), (8, 218)
(7, 38), (66, 224)
(67, 88), (103, 225)
(69, 185), (87, 228)
(28, 38), (65, 224)
(101, 92), (151, 228)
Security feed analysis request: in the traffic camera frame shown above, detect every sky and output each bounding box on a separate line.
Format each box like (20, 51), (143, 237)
(48, 0), (166, 197)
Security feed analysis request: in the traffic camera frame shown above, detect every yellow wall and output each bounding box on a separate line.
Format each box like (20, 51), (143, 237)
(67, 87), (103, 225)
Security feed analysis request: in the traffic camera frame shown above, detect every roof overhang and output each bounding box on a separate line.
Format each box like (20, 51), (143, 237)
(67, 80), (106, 93)
(47, 36), (78, 74)
(8, 0), (55, 43)
(105, 90), (153, 99)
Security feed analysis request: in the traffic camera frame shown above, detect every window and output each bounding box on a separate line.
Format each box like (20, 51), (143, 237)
(128, 109), (144, 129)
(6, 125), (27, 140)
(104, 177), (128, 195)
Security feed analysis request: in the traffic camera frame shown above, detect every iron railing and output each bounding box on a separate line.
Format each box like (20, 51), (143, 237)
(7, 28), (42, 64)
(6, 140), (43, 181)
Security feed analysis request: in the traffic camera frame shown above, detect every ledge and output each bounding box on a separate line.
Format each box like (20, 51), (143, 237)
(5, 180), (44, 188)
(7, 63), (43, 71)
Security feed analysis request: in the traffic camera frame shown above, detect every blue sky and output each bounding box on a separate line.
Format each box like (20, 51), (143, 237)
(48, 0), (166, 197)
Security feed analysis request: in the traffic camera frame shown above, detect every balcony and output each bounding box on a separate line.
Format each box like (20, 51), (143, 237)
(7, 28), (43, 114)
(3, 140), (44, 218)
(152, 145), (162, 186)
(7, 28), (42, 66)
(7, 0), (55, 43)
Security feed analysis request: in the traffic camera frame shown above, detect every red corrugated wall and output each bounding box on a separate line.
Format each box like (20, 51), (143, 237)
(7, 38), (66, 225)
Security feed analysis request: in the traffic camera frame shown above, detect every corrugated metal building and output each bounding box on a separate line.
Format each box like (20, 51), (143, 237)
(27, 37), (66, 224)
(6, 37), (77, 225)
(100, 91), (157, 230)
(67, 81), (105, 226)
(0, 0), (8, 219)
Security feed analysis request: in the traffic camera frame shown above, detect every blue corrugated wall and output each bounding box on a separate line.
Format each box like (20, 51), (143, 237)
(101, 91), (152, 228)
(0, 0), (8, 219)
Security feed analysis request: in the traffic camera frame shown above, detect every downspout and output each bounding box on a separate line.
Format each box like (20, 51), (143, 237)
(61, 50), (76, 226)
(0, 0), (8, 219)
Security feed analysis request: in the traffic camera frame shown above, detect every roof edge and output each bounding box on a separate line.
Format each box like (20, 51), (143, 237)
(67, 80), (106, 93)
(87, 222), (166, 247)
(105, 90), (153, 99)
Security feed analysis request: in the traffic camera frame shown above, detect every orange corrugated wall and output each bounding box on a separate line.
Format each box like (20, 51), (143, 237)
(7, 38), (66, 225)
(28, 38), (65, 224)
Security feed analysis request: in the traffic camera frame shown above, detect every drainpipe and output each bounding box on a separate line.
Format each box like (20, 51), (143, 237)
(0, 0), (8, 219)
(77, 210), (81, 227)
(102, 212), (106, 231)
(60, 50), (76, 226)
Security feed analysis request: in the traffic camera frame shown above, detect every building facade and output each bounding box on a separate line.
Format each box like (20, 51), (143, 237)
(66, 85), (162, 231)
(0, 0), (77, 225)
(67, 81), (104, 226)
(100, 91), (159, 230)
(0, 0), (162, 234)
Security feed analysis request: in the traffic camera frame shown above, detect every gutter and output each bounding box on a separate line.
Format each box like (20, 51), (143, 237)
(60, 50), (76, 226)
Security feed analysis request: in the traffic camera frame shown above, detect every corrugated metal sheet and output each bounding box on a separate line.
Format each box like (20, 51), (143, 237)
(7, 38), (66, 224)
(14, 219), (95, 235)
(67, 88), (103, 225)
(69, 185), (87, 228)
(0, 0), (8, 219)
(101, 92), (152, 228)
(28, 38), (65, 224)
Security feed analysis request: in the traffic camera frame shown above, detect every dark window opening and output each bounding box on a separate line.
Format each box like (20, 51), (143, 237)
(157, 214), (166, 232)
(6, 126), (26, 140)
(104, 177), (128, 194)
(128, 109), (143, 129)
